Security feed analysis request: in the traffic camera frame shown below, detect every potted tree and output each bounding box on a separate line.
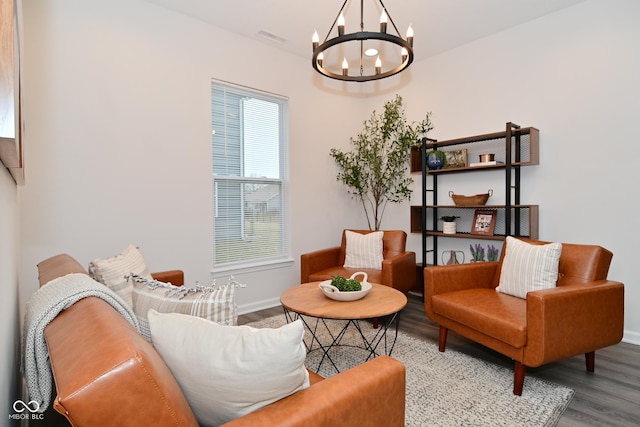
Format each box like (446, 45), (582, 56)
(330, 95), (433, 230)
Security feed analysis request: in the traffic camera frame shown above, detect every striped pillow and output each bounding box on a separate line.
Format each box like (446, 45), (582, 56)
(129, 274), (241, 341)
(496, 237), (562, 299)
(88, 244), (152, 308)
(343, 230), (384, 270)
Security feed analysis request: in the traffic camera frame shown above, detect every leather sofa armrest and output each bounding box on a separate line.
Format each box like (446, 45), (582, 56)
(151, 270), (184, 286)
(37, 254), (88, 286)
(525, 280), (625, 365)
(300, 247), (341, 283)
(222, 356), (406, 427)
(46, 298), (198, 426)
(382, 251), (416, 293)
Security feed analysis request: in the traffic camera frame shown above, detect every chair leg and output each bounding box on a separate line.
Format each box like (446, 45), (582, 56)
(585, 351), (595, 373)
(438, 326), (448, 352)
(513, 361), (526, 396)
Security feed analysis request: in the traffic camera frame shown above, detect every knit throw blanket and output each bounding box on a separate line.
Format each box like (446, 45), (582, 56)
(22, 273), (140, 412)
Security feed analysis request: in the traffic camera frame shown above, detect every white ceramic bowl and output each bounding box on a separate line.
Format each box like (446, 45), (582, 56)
(318, 275), (372, 302)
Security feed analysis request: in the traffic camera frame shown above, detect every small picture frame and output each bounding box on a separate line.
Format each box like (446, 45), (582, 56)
(444, 149), (468, 169)
(471, 210), (497, 235)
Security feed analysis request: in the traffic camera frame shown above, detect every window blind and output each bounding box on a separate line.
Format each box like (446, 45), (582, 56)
(211, 81), (289, 268)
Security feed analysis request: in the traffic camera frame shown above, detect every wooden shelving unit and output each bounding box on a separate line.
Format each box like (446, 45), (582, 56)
(412, 122), (540, 267)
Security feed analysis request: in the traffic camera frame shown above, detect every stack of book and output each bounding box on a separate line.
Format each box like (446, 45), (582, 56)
(469, 160), (504, 167)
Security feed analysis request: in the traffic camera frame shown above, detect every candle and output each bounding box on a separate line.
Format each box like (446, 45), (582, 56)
(375, 57), (382, 75)
(406, 25), (414, 47)
(312, 31), (319, 51)
(380, 10), (388, 33)
(338, 13), (345, 36)
(342, 58), (348, 76)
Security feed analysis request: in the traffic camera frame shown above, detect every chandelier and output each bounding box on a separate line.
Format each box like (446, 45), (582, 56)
(312, 0), (414, 82)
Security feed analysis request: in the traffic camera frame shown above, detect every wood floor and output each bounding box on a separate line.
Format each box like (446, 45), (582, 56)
(239, 293), (640, 427)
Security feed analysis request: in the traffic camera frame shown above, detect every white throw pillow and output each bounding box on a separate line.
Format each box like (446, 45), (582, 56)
(343, 230), (384, 270)
(88, 244), (152, 307)
(129, 274), (240, 342)
(496, 237), (562, 299)
(148, 311), (310, 427)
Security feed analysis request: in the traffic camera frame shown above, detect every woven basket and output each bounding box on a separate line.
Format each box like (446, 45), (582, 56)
(449, 189), (493, 206)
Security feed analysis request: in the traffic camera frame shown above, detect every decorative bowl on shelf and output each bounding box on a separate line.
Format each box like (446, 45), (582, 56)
(319, 272), (372, 301)
(449, 189), (493, 206)
(479, 153), (495, 163)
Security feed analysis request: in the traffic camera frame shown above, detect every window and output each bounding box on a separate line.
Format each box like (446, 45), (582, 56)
(211, 81), (289, 270)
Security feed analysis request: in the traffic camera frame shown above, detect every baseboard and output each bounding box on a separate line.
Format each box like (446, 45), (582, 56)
(237, 297), (281, 316)
(623, 329), (640, 346)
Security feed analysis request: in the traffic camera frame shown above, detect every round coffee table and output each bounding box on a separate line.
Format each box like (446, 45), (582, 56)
(280, 281), (407, 373)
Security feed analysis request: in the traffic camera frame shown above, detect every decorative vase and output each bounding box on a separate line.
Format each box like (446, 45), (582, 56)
(442, 250), (465, 265)
(426, 152), (445, 170)
(442, 221), (456, 234)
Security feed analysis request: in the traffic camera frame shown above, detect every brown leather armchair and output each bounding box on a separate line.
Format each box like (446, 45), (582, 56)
(424, 238), (624, 395)
(300, 229), (416, 293)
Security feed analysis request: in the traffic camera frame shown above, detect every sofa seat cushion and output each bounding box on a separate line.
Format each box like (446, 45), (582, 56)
(432, 288), (527, 348)
(307, 267), (382, 285)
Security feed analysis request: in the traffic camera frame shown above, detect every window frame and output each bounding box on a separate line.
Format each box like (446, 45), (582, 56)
(211, 80), (292, 274)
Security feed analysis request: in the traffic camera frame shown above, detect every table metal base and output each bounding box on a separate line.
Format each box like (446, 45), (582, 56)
(283, 308), (401, 374)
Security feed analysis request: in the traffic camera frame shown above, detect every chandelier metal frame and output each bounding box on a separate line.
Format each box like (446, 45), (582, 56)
(312, 0), (414, 82)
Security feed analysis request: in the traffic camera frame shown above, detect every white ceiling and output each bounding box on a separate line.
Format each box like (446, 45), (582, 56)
(143, 0), (586, 73)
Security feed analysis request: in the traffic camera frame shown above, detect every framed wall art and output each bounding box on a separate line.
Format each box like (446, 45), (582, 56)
(443, 149), (468, 169)
(471, 209), (497, 236)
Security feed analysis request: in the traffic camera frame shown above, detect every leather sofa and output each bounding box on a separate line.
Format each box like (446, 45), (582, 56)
(36, 253), (407, 426)
(423, 238), (624, 395)
(301, 229), (416, 293)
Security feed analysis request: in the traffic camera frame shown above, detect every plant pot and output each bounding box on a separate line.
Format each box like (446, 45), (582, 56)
(442, 221), (456, 234)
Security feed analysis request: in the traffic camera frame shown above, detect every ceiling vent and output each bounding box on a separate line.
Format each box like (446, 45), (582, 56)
(256, 30), (287, 45)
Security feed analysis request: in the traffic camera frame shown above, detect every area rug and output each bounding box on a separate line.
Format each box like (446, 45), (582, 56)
(246, 314), (574, 427)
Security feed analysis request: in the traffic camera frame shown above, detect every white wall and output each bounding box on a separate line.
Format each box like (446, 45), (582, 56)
(0, 165), (20, 422)
(384, 0), (640, 343)
(17, 0), (638, 347)
(18, 0), (367, 315)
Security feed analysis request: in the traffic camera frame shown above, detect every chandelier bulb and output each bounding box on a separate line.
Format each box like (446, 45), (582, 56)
(375, 56), (382, 75)
(401, 48), (408, 62)
(380, 10), (388, 33)
(342, 57), (349, 76)
(406, 25), (414, 47)
(338, 13), (345, 36)
(312, 30), (319, 51)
